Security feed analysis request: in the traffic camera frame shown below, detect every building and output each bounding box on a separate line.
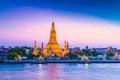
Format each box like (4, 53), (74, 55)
(0, 48), (9, 60)
(43, 22), (63, 56)
(94, 48), (108, 53)
(33, 41), (38, 55)
(85, 46), (89, 50)
(93, 46), (117, 54)
(72, 47), (81, 54)
(63, 41), (69, 56)
(106, 46), (117, 53)
(25, 49), (30, 54)
(32, 22), (69, 57)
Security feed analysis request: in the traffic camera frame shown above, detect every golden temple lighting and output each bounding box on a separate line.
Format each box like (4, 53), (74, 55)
(33, 40), (38, 55)
(43, 22), (63, 56)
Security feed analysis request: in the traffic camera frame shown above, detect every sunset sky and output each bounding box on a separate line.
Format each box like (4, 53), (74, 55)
(0, 0), (120, 48)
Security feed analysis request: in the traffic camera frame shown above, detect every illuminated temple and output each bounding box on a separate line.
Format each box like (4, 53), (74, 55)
(33, 41), (38, 55)
(33, 22), (69, 57)
(43, 22), (63, 56)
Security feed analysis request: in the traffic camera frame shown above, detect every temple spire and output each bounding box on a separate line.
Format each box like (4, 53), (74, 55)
(33, 40), (38, 55)
(43, 22), (63, 56)
(48, 21), (57, 44)
(64, 41), (69, 56)
(51, 21), (55, 32)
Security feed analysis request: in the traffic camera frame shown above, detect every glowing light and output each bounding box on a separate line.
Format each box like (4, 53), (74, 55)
(85, 63), (89, 68)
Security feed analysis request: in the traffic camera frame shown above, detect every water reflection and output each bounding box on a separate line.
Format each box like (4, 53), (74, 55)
(38, 64), (43, 76)
(47, 64), (59, 80)
(85, 63), (89, 69)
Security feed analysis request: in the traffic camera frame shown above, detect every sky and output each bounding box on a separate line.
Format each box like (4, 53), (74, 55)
(0, 0), (120, 48)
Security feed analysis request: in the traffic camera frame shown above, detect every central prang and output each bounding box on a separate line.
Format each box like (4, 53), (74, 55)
(43, 22), (63, 56)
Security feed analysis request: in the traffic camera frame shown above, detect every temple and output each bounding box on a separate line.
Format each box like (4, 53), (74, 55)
(43, 22), (63, 56)
(63, 41), (69, 56)
(33, 41), (38, 55)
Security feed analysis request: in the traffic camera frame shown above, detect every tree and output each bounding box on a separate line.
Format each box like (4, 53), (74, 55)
(106, 52), (114, 60)
(107, 52), (114, 57)
(27, 53), (35, 60)
(91, 50), (99, 57)
(21, 46), (31, 49)
(78, 52), (84, 56)
(7, 52), (18, 60)
(9, 48), (26, 56)
(82, 49), (92, 56)
(66, 52), (78, 60)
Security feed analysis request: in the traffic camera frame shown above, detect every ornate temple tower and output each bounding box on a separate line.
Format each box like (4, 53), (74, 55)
(43, 22), (63, 56)
(63, 41), (69, 56)
(33, 41), (38, 55)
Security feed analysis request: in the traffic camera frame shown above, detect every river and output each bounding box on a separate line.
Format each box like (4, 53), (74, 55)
(0, 63), (120, 80)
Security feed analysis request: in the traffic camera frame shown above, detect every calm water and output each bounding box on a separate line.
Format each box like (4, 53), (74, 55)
(0, 63), (120, 80)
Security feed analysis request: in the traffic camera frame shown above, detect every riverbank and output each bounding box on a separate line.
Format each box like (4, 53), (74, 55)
(1, 60), (120, 64)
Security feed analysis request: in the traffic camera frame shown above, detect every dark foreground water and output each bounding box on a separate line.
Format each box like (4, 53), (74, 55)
(0, 63), (120, 80)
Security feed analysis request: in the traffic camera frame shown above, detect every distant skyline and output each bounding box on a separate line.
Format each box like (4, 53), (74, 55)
(0, 0), (120, 48)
